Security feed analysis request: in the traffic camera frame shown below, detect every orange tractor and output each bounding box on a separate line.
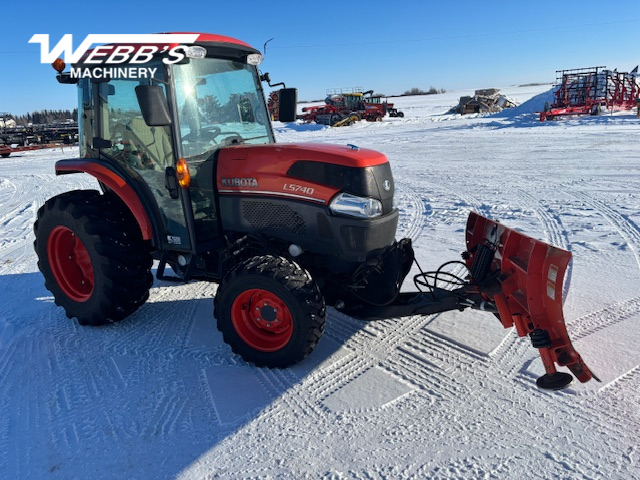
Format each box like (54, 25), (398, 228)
(34, 33), (595, 390)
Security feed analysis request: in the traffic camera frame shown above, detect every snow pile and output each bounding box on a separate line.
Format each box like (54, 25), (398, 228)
(493, 86), (556, 118)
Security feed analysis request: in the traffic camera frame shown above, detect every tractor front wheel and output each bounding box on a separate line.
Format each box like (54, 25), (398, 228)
(214, 255), (325, 367)
(34, 190), (153, 326)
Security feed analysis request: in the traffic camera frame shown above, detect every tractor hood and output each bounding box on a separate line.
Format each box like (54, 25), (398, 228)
(218, 142), (389, 167)
(216, 143), (394, 208)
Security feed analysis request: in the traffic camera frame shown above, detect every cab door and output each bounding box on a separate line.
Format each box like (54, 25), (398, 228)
(95, 75), (192, 251)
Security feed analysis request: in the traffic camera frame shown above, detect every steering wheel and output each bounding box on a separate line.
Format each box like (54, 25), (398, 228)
(182, 125), (222, 143)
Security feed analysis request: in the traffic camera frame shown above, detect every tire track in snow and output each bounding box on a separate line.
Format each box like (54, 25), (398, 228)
(569, 190), (640, 270)
(395, 183), (427, 242)
(515, 189), (574, 304)
(0, 173), (94, 275)
(306, 356), (372, 406)
(384, 329), (485, 400)
(566, 296), (640, 340)
(0, 176), (37, 274)
(334, 312), (476, 400)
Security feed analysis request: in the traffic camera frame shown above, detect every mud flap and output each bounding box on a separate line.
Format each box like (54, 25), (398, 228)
(464, 212), (597, 389)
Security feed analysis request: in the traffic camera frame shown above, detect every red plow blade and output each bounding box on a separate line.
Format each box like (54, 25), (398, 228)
(464, 212), (597, 389)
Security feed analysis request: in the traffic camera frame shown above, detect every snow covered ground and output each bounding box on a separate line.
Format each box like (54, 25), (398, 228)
(1, 84), (639, 479)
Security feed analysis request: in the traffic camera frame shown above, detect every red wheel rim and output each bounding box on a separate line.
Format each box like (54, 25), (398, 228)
(47, 226), (95, 302)
(231, 288), (293, 352)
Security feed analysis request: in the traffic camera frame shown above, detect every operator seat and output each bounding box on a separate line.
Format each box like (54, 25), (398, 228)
(124, 117), (173, 170)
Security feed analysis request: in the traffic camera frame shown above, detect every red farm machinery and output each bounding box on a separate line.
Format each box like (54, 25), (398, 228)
(540, 66), (640, 121)
(301, 88), (404, 126)
(33, 33), (597, 391)
(1, 117), (78, 158)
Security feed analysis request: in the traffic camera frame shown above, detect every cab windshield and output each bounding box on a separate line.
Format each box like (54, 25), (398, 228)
(173, 57), (273, 159)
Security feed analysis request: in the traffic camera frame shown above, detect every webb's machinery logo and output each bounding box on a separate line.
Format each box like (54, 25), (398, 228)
(29, 34), (199, 79)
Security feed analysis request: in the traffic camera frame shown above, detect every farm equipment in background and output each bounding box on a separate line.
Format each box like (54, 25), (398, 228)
(267, 91), (280, 121)
(34, 33), (596, 391)
(0, 143), (71, 158)
(453, 88), (518, 114)
(540, 66), (640, 121)
(0, 122), (78, 157)
(301, 87), (404, 126)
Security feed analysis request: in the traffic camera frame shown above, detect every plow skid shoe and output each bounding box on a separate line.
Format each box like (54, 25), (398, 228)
(464, 212), (596, 389)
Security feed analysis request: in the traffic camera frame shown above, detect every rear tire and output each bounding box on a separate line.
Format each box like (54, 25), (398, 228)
(214, 255), (325, 367)
(34, 190), (153, 326)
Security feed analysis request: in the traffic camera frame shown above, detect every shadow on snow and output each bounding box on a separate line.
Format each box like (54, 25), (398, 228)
(0, 270), (359, 478)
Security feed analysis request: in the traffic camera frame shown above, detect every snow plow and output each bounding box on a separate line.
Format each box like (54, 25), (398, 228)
(33, 33), (595, 390)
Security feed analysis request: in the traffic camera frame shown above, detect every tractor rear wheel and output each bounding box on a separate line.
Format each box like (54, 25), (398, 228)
(34, 190), (153, 326)
(214, 255), (325, 367)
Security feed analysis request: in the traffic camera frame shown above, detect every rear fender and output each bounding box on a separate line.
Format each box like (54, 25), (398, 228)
(464, 211), (595, 385)
(55, 159), (153, 241)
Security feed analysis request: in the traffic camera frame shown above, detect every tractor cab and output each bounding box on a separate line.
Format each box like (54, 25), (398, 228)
(65, 35), (296, 262)
(341, 92), (365, 111)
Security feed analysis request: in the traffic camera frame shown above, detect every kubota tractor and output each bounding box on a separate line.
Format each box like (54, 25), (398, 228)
(34, 33), (596, 390)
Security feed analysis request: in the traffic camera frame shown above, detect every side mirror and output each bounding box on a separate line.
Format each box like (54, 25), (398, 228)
(135, 85), (172, 126)
(278, 88), (298, 122)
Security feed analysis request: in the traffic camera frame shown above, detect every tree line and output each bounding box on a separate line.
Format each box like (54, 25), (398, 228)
(402, 87), (446, 96)
(4, 109), (78, 126)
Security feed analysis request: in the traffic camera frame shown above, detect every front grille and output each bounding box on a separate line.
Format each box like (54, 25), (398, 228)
(242, 200), (306, 235)
(287, 160), (395, 214)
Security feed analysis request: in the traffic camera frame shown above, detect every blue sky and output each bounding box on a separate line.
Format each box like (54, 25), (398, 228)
(2, 0), (640, 116)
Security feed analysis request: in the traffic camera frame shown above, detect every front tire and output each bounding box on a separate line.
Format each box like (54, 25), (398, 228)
(34, 190), (153, 326)
(214, 255), (325, 367)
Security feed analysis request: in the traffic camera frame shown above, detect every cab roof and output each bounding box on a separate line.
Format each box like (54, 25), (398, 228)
(76, 32), (259, 65)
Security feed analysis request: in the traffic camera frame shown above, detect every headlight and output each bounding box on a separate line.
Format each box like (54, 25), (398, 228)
(329, 192), (383, 219)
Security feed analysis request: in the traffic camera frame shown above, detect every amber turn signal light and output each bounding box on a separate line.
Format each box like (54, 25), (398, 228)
(176, 158), (191, 188)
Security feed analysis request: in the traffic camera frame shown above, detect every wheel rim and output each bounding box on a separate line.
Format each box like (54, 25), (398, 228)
(231, 288), (293, 352)
(47, 226), (95, 302)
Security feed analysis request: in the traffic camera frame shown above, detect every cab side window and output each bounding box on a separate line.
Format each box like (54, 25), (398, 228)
(104, 79), (173, 172)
